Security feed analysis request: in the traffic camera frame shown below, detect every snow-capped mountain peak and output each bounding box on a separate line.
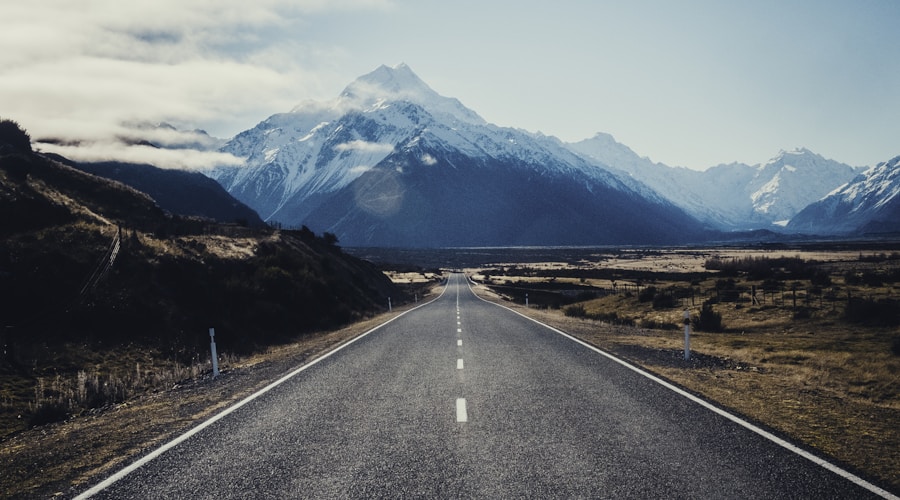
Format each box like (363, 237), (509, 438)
(787, 155), (900, 234)
(758, 147), (822, 172)
(211, 64), (574, 221)
(341, 63), (429, 100)
(330, 63), (486, 126)
(747, 148), (861, 220)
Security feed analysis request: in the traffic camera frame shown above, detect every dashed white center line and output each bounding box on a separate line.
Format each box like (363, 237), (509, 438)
(455, 298), (468, 423)
(456, 398), (468, 422)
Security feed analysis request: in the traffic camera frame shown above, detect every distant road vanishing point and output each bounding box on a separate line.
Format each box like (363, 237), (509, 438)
(77, 274), (893, 499)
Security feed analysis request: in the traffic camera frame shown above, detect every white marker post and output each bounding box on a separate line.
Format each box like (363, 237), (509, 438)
(209, 328), (220, 378)
(683, 309), (691, 361)
(388, 297), (392, 312)
(525, 293), (529, 308)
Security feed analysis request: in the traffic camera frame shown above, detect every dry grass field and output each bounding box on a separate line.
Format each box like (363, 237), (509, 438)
(467, 246), (900, 494)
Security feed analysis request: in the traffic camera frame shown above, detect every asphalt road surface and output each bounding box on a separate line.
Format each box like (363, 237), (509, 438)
(78, 273), (892, 499)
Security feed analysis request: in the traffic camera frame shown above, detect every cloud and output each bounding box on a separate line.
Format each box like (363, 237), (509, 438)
(420, 153), (438, 166)
(0, 0), (393, 168)
(348, 165), (373, 175)
(37, 140), (245, 171)
(333, 140), (395, 154)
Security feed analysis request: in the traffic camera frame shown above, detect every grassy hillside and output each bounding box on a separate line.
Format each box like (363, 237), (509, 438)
(0, 134), (399, 437)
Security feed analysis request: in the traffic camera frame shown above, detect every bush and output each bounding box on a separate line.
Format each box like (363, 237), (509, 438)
(810, 270), (832, 287)
(693, 301), (724, 332)
(845, 297), (900, 326)
(564, 303), (586, 318)
(0, 118), (32, 152)
(28, 402), (69, 427)
(641, 318), (679, 330)
(652, 291), (677, 309)
(891, 337), (900, 356)
(638, 286), (657, 303)
(793, 307), (812, 320)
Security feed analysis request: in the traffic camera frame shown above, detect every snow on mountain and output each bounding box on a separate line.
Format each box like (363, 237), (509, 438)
(567, 133), (710, 224)
(567, 137), (859, 231)
(209, 64), (702, 246)
(337, 63), (486, 127)
(211, 64), (646, 223)
(787, 155), (900, 235)
(749, 148), (860, 224)
(206, 62), (878, 244)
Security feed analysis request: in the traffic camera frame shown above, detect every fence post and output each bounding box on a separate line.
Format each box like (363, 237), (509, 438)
(683, 309), (691, 361)
(209, 328), (220, 378)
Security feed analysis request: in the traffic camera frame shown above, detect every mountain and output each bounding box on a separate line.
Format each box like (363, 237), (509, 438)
(50, 157), (266, 227)
(1, 122), (409, 442)
(210, 64), (705, 247)
(568, 135), (861, 231)
(787, 155), (900, 235)
(0, 140), (396, 346)
(566, 133), (712, 224)
(747, 148), (862, 225)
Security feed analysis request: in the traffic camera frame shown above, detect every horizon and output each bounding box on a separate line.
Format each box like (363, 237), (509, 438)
(2, 1), (898, 171)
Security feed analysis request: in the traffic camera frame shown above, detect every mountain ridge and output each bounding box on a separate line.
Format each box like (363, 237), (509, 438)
(787, 155), (900, 235)
(207, 64), (895, 242)
(210, 64), (704, 247)
(44, 155), (266, 227)
(567, 135), (863, 231)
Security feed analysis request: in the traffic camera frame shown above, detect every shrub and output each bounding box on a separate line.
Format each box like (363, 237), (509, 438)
(638, 286), (657, 303)
(28, 401), (69, 427)
(641, 319), (679, 330)
(844, 297), (900, 326)
(564, 303), (586, 318)
(592, 312), (635, 326)
(0, 118), (32, 152)
(891, 337), (900, 356)
(693, 301), (724, 332)
(793, 307), (812, 320)
(810, 270), (832, 287)
(652, 290), (677, 309)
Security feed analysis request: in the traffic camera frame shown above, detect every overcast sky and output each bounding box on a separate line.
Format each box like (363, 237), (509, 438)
(2, 0), (898, 170)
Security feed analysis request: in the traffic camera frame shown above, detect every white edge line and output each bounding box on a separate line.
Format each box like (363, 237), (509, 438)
(75, 280), (451, 499)
(464, 274), (897, 500)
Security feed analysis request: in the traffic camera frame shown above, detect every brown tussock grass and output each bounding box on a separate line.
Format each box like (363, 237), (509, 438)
(468, 279), (900, 493)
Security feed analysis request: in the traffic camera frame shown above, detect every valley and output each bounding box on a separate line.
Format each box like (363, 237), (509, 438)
(2, 59), (899, 495)
(2, 243), (898, 496)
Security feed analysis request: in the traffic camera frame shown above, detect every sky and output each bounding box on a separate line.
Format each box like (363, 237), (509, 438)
(2, 0), (898, 171)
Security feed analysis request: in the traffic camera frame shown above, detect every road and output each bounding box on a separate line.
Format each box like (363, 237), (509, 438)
(78, 273), (891, 499)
